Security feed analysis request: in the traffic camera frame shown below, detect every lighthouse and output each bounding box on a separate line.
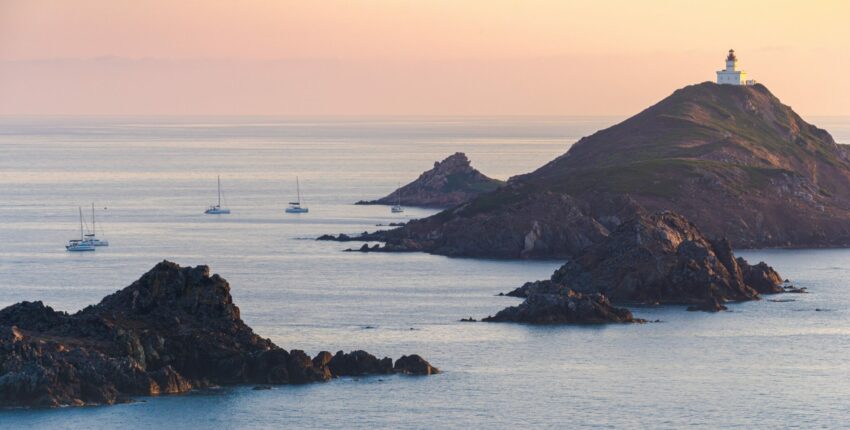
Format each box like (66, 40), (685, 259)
(716, 49), (755, 85)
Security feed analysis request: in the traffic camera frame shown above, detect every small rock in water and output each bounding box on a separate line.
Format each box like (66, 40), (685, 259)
(394, 355), (440, 375)
(459, 317), (477, 322)
(253, 386), (272, 391)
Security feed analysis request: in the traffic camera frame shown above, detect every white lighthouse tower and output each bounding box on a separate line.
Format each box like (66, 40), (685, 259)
(716, 49), (755, 85)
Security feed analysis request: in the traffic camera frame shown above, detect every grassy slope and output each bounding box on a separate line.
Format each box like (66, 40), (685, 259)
(473, 83), (845, 208)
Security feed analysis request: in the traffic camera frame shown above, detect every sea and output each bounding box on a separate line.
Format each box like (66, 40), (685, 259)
(1, 116), (850, 429)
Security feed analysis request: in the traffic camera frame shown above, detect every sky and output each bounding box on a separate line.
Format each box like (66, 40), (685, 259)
(1, 0), (849, 116)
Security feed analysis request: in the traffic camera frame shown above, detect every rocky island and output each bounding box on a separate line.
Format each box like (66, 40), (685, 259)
(484, 288), (641, 324)
(342, 83), (850, 258)
(0, 261), (437, 408)
(355, 152), (504, 208)
(484, 211), (784, 323)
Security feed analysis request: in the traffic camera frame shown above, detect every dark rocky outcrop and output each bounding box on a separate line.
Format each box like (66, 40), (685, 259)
(356, 152), (504, 208)
(546, 212), (782, 306)
(355, 83), (850, 258)
(394, 355), (440, 376)
(0, 261), (437, 408)
(367, 192), (629, 258)
(484, 287), (640, 324)
(490, 211), (785, 321)
(738, 259), (784, 294)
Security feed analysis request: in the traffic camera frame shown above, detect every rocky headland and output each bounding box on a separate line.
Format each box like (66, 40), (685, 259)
(339, 83), (850, 259)
(0, 261), (437, 408)
(485, 211), (785, 323)
(355, 152), (504, 208)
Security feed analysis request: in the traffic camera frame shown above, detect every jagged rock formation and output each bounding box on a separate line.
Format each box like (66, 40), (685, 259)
(484, 287), (640, 324)
(0, 261), (437, 408)
(356, 152), (504, 208)
(501, 212), (784, 313)
(355, 83), (850, 258)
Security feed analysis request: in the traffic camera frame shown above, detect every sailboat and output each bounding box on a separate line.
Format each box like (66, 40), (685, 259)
(83, 203), (109, 246)
(391, 184), (404, 213)
(66, 207), (96, 252)
(205, 175), (231, 214)
(285, 176), (309, 213)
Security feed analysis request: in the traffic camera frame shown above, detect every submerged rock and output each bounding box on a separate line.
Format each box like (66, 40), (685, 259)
(0, 261), (438, 408)
(783, 285), (808, 294)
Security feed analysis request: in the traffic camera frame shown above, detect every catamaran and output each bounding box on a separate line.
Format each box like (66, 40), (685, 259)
(66, 206), (96, 252)
(205, 175), (231, 214)
(391, 184), (404, 213)
(83, 203), (109, 246)
(285, 176), (309, 213)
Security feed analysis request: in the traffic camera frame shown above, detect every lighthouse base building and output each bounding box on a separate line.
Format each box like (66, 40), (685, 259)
(717, 49), (756, 85)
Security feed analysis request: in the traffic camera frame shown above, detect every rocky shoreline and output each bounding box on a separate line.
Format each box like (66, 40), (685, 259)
(482, 211), (786, 323)
(0, 261), (437, 408)
(332, 84), (850, 259)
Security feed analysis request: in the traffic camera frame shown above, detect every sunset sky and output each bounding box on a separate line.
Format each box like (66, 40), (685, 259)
(1, 0), (849, 116)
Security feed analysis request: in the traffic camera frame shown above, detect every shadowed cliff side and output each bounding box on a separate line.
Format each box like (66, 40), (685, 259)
(500, 211), (785, 315)
(0, 261), (438, 408)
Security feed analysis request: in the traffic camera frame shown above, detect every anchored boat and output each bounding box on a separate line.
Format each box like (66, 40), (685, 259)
(205, 175), (231, 214)
(66, 206), (95, 252)
(83, 203), (109, 246)
(285, 176), (309, 213)
(391, 184), (404, 213)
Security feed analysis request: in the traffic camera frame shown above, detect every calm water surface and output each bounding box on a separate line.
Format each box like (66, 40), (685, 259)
(1, 116), (849, 429)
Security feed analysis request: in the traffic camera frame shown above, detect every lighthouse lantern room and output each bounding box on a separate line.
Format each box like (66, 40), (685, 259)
(716, 49), (756, 85)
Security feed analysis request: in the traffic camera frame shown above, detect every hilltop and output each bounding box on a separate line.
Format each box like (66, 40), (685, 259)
(356, 152), (504, 208)
(369, 82), (850, 258)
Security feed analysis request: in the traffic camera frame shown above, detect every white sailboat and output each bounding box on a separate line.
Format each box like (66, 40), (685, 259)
(285, 176), (309, 213)
(205, 175), (231, 214)
(66, 206), (95, 252)
(83, 203), (109, 246)
(391, 184), (404, 213)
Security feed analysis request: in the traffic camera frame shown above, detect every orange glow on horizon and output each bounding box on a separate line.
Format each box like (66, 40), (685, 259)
(1, 0), (849, 116)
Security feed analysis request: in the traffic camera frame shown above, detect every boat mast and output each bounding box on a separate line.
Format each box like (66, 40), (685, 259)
(78, 206), (84, 240)
(296, 176), (301, 204)
(91, 202), (96, 236)
(217, 175), (222, 207)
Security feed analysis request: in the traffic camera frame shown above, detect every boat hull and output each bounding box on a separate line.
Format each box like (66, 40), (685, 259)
(66, 245), (95, 252)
